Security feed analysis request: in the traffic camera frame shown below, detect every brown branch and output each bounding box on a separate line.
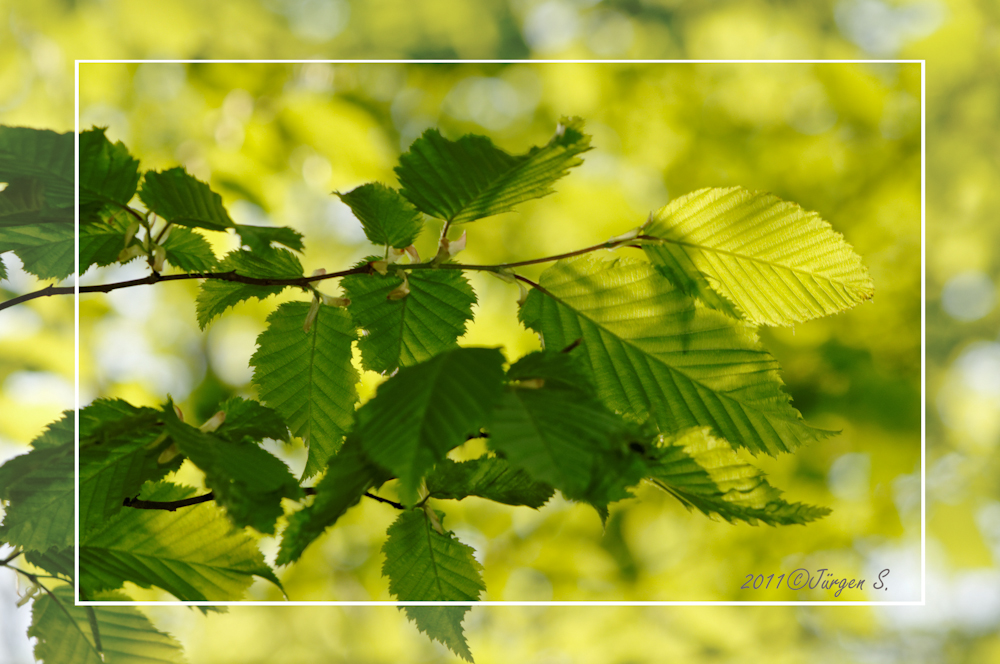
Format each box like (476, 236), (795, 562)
(1, 232), (653, 313)
(0, 263), (375, 313)
(122, 487), (406, 512)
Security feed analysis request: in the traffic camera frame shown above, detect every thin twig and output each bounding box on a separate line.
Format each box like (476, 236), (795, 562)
(1, 234), (652, 313)
(362, 491), (405, 510)
(0, 263), (374, 313)
(122, 486), (406, 512)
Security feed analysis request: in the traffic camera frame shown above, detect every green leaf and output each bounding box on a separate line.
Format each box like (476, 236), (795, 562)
(426, 457), (554, 508)
(395, 117), (591, 224)
(79, 212), (134, 274)
(0, 400), (180, 550)
(234, 224), (304, 253)
(341, 267), (477, 374)
(0, 126), (74, 208)
(24, 547), (75, 581)
(356, 347), (506, 505)
(382, 510), (485, 661)
(276, 436), (390, 565)
(80, 481), (281, 601)
(30, 586), (187, 664)
(646, 428), (830, 525)
(139, 168), (235, 231)
(159, 403), (302, 534)
(79, 127), (141, 208)
(195, 248), (303, 328)
(0, 438), (73, 550)
(215, 396), (290, 444)
(250, 301), (358, 478)
(0, 221), (75, 280)
(79, 402), (179, 537)
(0, 177), (47, 227)
(506, 349), (594, 392)
(161, 226), (219, 272)
(643, 187), (874, 326)
(488, 382), (641, 506)
(519, 255), (832, 456)
(336, 182), (424, 248)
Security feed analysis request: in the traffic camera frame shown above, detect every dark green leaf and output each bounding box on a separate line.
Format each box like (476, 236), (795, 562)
(139, 168), (234, 231)
(251, 301), (358, 478)
(79, 213), (133, 274)
(341, 267), (476, 374)
(0, 221), (75, 280)
(79, 403), (179, 537)
(0, 126), (74, 208)
(396, 117), (591, 224)
(382, 510), (484, 661)
(426, 457), (553, 508)
(0, 177), (46, 227)
(79, 127), (141, 209)
(160, 403), (302, 534)
(214, 396), (289, 444)
(356, 347), (506, 505)
(336, 182), (423, 248)
(194, 248), (303, 329)
(276, 436), (391, 565)
(24, 548), (74, 581)
(0, 440), (73, 550)
(488, 383), (641, 507)
(235, 224), (304, 253)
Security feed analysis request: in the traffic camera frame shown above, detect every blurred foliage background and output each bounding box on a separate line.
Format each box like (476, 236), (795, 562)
(0, 0), (991, 663)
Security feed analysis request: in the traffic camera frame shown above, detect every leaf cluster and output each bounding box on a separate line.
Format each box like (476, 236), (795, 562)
(0, 117), (872, 662)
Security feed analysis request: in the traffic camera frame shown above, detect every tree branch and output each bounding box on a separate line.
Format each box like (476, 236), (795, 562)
(0, 263), (375, 313)
(0, 233), (653, 313)
(122, 487), (406, 512)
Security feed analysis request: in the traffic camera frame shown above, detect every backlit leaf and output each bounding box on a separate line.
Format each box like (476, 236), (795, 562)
(519, 255), (832, 455)
(80, 481), (281, 601)
(646, 428), (830, 525)
(643, 187), (874, 326)
(30, 586), (187, 664)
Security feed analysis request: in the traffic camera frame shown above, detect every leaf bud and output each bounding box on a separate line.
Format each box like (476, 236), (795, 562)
(157, 443), (180, 464)
(117, 244), (144, 263)
(152, 245), (166, 272)
(386, 273), (410, 300)
(199, 410), (226, 433)
(303, 296), (321, 332)
(158, 224), (173, 244)
(371, 260), (389, 275)
(321, 294), (351, 307)
(124, 218), (141, 246)
(516, 281), (529, 306)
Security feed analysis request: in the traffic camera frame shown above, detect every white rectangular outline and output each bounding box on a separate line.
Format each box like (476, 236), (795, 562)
(74, 58), (927, 607)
